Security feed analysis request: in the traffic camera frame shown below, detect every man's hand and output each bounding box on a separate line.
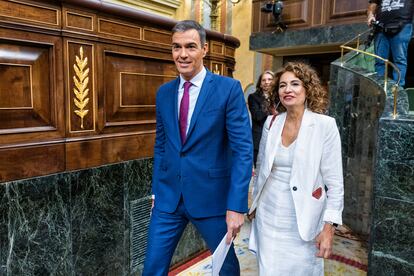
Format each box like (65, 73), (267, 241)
(315, 223), (335, 258)
(367, 13), (376, 26)
(226, 210), (244, 244)
(367, 3), (377, 26)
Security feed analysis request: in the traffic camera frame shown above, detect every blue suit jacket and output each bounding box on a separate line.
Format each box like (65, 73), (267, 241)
(152, 70), (253, 218)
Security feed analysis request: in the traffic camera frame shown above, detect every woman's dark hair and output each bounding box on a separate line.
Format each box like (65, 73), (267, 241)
(172, 20), (207, 45)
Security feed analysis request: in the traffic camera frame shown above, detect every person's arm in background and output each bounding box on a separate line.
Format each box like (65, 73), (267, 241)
(315, 118), (344, 259)
(225, 80), (254, 243)
(367, 1), (378, 26)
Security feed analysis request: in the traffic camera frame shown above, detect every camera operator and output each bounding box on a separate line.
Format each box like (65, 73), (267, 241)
(367, 0), (413, 88)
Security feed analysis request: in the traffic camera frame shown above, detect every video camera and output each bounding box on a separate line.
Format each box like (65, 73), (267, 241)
(261, 1), (287, 33)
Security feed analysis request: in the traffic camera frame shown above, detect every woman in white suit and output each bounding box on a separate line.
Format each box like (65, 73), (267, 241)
(248, 62), (344, 275)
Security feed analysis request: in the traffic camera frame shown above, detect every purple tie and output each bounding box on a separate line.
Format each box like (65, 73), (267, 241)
(179, 81), (192, 144)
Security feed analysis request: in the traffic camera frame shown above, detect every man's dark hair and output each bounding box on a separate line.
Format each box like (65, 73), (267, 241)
(172, 20), (207, 45)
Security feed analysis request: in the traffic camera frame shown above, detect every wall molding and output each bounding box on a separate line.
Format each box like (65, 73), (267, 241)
(105, 0), (181, 17)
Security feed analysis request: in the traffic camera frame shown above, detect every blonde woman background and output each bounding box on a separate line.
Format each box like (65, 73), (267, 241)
(248, 70), (278, 167)
(248, 62), (344, 275)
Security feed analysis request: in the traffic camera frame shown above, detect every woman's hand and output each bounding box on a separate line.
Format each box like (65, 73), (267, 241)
(315, 223), (336, 258)
(247, 209), (256, 221)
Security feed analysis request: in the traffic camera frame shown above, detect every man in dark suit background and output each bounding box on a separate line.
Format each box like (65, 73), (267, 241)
(143, 20), (252, 276)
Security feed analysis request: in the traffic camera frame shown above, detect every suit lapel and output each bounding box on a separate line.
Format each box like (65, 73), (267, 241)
(290, 109), (315, 187)
(183, 70), (214, 147)
(264, 113), (285, 175)
(250, 113), (285, 211)
(172, 78), (181, 149)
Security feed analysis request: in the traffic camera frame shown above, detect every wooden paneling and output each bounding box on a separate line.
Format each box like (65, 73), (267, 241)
(0, 64), (32, 109)
(65, 134), (155, 170)
(282, 0), (309, 26)
(225, 46), (235, 58)
(0, 144), (65, 182)
(0, 29), (64, 140)
(325, 0), (367, 24)
(101, 46), (176, 133)
(0, 0), (59, 27)
(0, 0), (238, 183)
(143, 28), (171, 46)
(98, 18), (142, 41)
(210, 41), (224, 55)
(64, 9), (95, 32)
(252, 0), (367, 33)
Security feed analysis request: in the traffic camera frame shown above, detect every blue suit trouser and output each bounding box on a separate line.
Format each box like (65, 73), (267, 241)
(143, 198), (240, 276)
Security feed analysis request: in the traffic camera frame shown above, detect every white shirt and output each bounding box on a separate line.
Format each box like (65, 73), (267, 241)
(177, 67), (207, 134)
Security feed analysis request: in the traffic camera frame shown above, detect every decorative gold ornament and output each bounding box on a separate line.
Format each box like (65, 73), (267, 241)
(73, 47), (90, 129)
(213, 63), (221, 75)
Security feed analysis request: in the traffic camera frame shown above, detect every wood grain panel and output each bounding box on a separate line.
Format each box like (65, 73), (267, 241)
(0, 0), (59, 26)
(120, 72), (164, 107)
(102, 49), (176, 133)
(99, 18), (141, 41)
(143, 28), (171, 46)
(0, 42), (54, 132)
(66, 41), (96, 133)
(282, 0), (308, 26)
(252, 0), (366, 32)
(225, 46), (235, 58)
(0, 144), (64, 182)
(0, 64), (32, 109)
(65, 133), (155, 170)
(325, 0), (366, 22)
(65, 10), (94, 31)
(331, 0), (366, 18)
(210, 41), (224, 55)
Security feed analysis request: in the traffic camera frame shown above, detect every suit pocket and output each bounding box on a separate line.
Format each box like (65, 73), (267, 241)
(208, 168), (229, 178)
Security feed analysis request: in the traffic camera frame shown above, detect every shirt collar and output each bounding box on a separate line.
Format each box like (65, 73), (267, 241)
(179, 66), (207, 89)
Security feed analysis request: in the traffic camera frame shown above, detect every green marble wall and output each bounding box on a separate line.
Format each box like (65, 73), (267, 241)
(370, 118), (414, 275)
(0, 158), (206, 275)
(329, 54), (414, 275)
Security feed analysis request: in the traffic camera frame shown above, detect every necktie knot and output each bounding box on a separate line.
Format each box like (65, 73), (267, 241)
(184, 81), (192, 91)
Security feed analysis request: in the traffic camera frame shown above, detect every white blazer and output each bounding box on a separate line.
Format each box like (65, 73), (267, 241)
(249, 109), (344, 242)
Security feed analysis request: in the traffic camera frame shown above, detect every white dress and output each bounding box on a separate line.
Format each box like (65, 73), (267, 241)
(255, 140), (323, 276)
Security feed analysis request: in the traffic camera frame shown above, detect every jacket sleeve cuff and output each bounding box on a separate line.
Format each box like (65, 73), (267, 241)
(322, 209), (342, 225)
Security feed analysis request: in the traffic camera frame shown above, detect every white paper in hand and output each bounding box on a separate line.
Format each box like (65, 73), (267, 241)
(212, 234), (234, 276)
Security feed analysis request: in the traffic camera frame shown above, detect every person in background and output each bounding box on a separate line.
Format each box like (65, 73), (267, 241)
(248, 62), (344, 275)
(367, 0), (413, 88)
(143, 20), (252, 276)
(248, 70), (277, 167)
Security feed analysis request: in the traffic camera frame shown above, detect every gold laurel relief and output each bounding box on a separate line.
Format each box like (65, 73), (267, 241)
(73, 46), (90, 129)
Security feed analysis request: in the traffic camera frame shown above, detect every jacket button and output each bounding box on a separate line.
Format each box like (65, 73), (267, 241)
(292, 186), (297, 191)
(180, 153), (185, 157)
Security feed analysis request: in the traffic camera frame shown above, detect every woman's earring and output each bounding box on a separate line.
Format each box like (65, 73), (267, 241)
(304, 99), (308, 109)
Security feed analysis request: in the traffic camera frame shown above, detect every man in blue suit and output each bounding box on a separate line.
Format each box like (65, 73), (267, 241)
(143, 20), (253, 275)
